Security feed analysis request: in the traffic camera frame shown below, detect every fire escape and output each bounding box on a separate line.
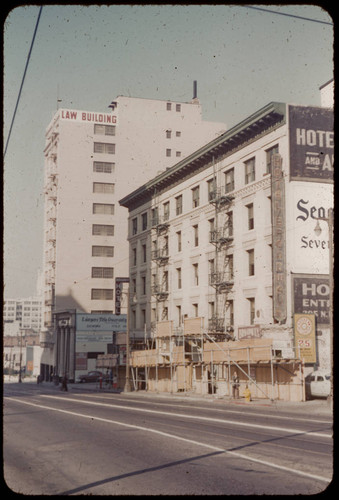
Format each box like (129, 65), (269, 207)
(208, 176), (234, 339)
(151, 204), (170, 321)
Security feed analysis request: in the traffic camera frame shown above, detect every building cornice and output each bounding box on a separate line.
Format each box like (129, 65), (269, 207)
(119, 102), (286, 211)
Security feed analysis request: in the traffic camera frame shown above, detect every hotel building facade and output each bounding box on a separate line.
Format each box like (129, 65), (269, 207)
(120, 93), (333, 398)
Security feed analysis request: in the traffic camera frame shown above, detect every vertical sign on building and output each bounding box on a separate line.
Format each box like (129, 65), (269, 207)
(271, 154), (287, 323)
(115, 277), (130, 315)
(294, 313), (316, 363)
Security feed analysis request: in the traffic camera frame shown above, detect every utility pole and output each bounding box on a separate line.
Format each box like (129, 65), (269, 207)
(124, 285), (131, 392)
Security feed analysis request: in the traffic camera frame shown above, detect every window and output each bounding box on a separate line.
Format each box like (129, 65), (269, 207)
(227, 300), (234, 326)
(93, 182), (114, 194)
(177, 268), (182, 289)
(266, 145), (279, 174)
(192, 186), (200, 208)
(193, 224), (199, 246)
(175, 195), (183, 215)
(166, 102), (172, 111)
(93, 203), (114, 215)
(247, 203), (254, 230)
(141, 276), (146, 295)
(248, 298), (255, 324)
(163, 202), (170, 221)
(142, 212), (148, 231)
(166, 149), (171, 157)
(94, 124), (116, 136)
(166, 130), (172, 139)
(245, 158), (256, 184)
(163, 271), (169, 291)
(247, 249), (255, 276)
(177, 231), (182, 252)
(176, 151), (181, 158)
(93, 161), (114, 173)
(92, 246), (114, 257)
(92, 267), (114, 278)
(94, 142), (115, 154)
(132, 248), (137, 266)
(207, 178), (216, 200)
(225, 168), (235, 193)
(226, 211), (233, 237)
(227, 254), (234, 280)
(91, 289), (113, 300)
(151, 207), (158, 226)
(176, 104), (181, 112)
(132, 218), (138, 235)
(92, 224), (114, 236)
(142, 244), (147, 262)
(177, 305), (182, 326)
(193, 303), (198, 317)
(176, 131), (181, 137)
(193, 263), (199, 286)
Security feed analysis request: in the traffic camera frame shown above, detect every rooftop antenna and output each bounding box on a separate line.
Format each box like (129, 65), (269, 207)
(57, 84), (62, 110)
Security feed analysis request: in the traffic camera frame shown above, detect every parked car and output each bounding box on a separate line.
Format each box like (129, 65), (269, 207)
(305, 371), (331, 399)
(76, 370), (103, 383)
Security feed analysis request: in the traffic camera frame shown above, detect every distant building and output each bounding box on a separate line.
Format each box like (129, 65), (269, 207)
(42, 91), (226, 380)
(3, 297), (43, 331)
(120, 96), (333, 397)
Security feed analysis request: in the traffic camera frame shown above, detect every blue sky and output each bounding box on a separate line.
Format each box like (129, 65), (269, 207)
(3, 4), (333, 298)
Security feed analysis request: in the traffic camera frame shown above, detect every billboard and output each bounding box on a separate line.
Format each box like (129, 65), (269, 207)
(294, 313), (316, 363)
(293, 274), (330, 326)
(76, 313), (127, 332)
(289, 105), (333, 182)
(289, 182), (332, 274)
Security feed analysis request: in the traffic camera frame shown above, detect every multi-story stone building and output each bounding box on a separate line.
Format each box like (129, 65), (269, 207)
(41, 92), (226, 380)
(120, 90), (333, 399)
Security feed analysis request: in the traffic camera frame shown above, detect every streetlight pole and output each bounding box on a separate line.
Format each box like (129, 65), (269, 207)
(314, 209), (333, 407)
(124, 285), (131, 392)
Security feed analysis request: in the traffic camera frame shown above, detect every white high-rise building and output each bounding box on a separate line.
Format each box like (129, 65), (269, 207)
(42, 94), (226, 333)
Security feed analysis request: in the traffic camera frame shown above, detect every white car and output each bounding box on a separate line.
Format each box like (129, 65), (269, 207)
(305, 371), (331, 399)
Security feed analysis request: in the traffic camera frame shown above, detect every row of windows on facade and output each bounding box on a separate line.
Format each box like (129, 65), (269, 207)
(132, 203), (254, 245)
(130, 146), (278, 235)
(128, 296), (257, 328)
(90, 248), (255, 301)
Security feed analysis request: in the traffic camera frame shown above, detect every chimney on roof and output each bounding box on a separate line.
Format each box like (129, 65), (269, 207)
(191, 80), (199, 104)
(193, 80), (197, 99)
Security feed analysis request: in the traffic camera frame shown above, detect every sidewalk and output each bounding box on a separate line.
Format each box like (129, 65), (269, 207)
(4, 376), (332, 416)
(67, 381), (332, 416)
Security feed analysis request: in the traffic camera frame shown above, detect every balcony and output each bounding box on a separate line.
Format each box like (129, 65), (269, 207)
(151, 284), (169, 301)
(152, 215), (170, 235)
(209, 187), (234, 208)
(209, 272), (233, 292)
(151, 247), (169, 265)
(209, 229), (233, 246)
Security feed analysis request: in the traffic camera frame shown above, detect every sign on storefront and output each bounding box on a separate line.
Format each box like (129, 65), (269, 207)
(76, 313), (127, 332)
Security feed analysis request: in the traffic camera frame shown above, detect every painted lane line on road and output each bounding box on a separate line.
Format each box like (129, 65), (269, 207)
(5, 397), (331, 484)
(77, 394), (332, 425)
(41, 395), (332, 439)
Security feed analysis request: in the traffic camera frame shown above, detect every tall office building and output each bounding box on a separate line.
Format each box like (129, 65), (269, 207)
(42, 94), (226, 337)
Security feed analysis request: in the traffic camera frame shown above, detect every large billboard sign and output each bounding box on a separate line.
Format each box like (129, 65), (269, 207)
(76, 313), (127, 332)
(289, 182), (332, 274)
(289, 105), (333, 182)
(293, 275), (330, 326)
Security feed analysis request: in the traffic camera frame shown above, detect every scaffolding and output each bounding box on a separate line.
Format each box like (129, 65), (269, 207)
(208, 159), (235, 339)
(129, 319), (305, 402)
